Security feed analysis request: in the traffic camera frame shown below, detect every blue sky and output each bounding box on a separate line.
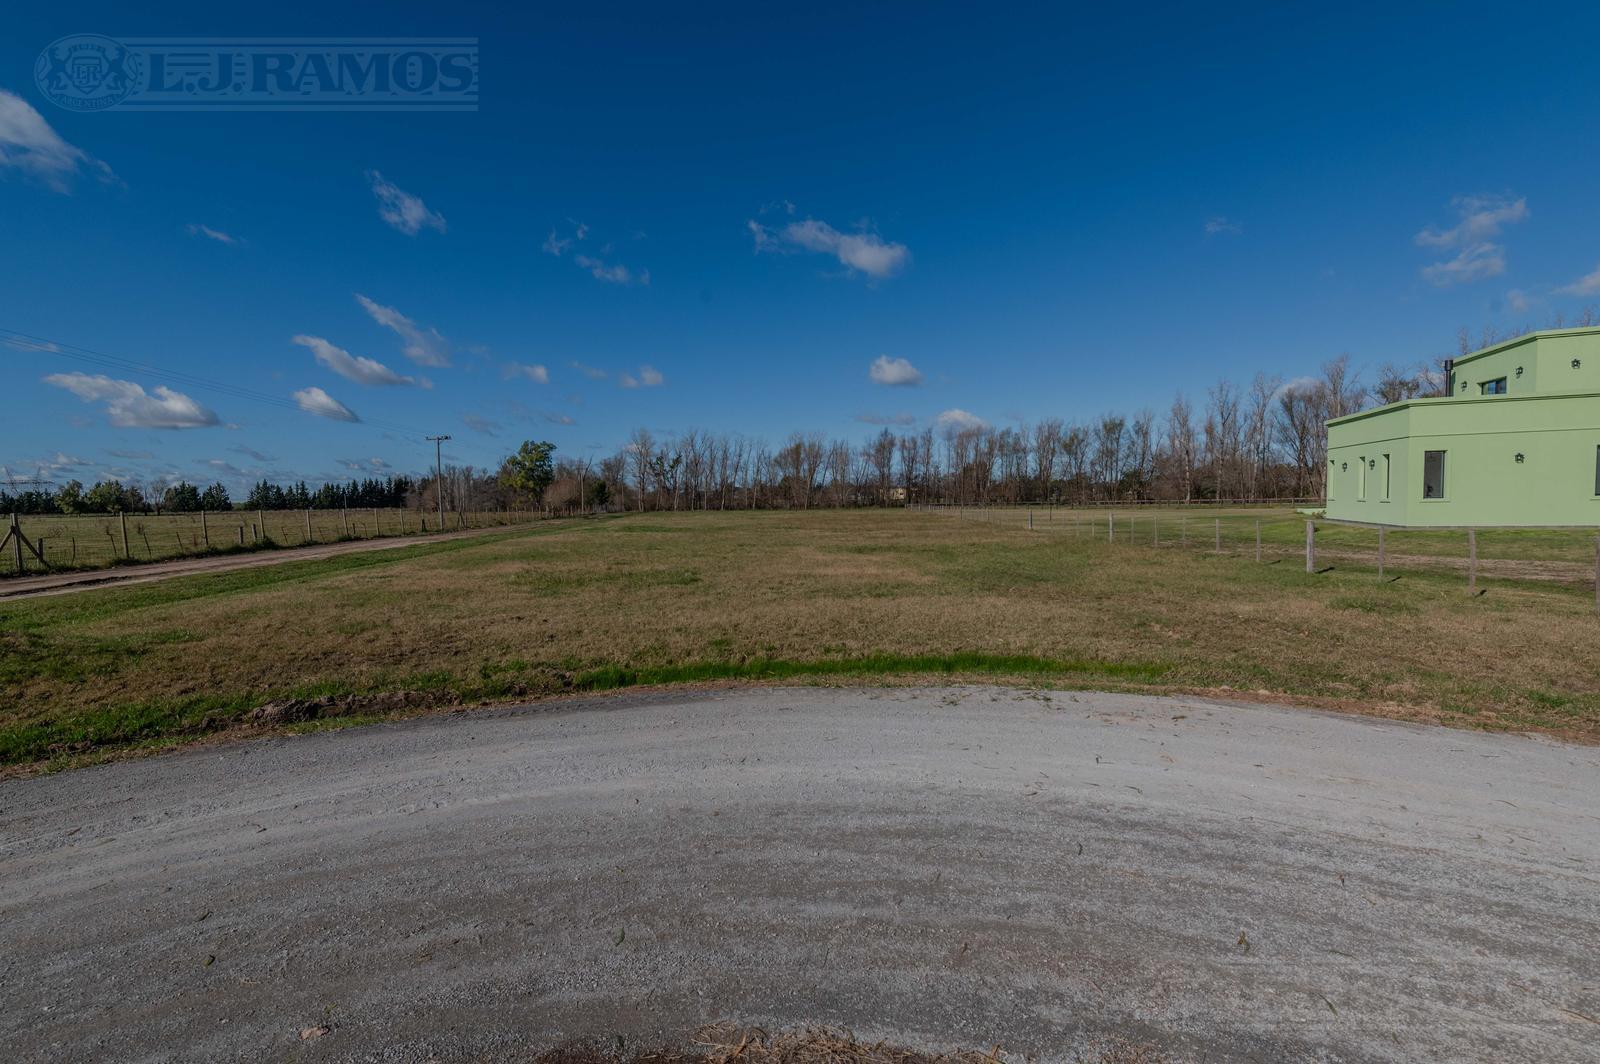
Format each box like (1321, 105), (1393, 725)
(5, 1), (1600, 491)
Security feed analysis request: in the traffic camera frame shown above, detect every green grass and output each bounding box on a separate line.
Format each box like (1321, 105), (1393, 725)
(3, 508), (1597, 773)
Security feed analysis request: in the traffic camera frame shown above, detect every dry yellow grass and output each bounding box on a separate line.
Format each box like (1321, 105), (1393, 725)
(3, 509), (1598, 770)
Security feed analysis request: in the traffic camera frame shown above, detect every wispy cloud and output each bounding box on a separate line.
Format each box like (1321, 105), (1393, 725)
(1416, 194), (1527, 287)
(869, 355), (922, 386)
(542, 229), (572, 256)
(462, 413), (499, 436)
(292, 334), (418, 386)
(618, 365), (664, 389)
(1556, 263), (1600, 297)
(0, 89), (117, 192)
(574, 253), (647, 285)
(230, 445), (276, 462)
(1422, 243), (1506, 287)
(749, 215), (909, 279)
(1506, 288), (1533, 312)
(935, 408), (987, 433)
(355, 294), (451, 367)
(1204, 216), (1241, 237)
(336, 456), (390, 472)
(571, 361), (608, 381)
(366, 170), (446, 236)
(292, 386), (359, 422)
(503, 361), (550, 384)
(44, 372), (219, 429)
(856, 412), (917, 426)
(106, 448), (154, 460)
(186, 223), (239, 246)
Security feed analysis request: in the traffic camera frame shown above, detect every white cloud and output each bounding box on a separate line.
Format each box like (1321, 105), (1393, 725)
(0, 89), (116, 192)
(292, 334), (417, 386)
(1204, 216), (1241, 237)
(935, 408), (987, 433)
(1556, 263), (1600, 297)
(230, 445), (275, 462)
(869, 355), (922, 386)
(292, 386), (359, 422)
(543, 412), (577, 426)
(618, 364), (664, 389)
(4, 335), (60, 353)
(503, 361), (550, 383)
(355, 294), (452, 367)
(1415, 195), (1527, 288)
(186, 223), (239, 246)
(44, 372), (219, 429)
(1415, 195), (1528, 248)
(1273, 375), (1322, 400)
(542, 229), (571, 256)
(752, 217), (910, 279)
(1422, 243), (1506, 287)
(366, 170), (446, 236)
(574, 253), (647, 285)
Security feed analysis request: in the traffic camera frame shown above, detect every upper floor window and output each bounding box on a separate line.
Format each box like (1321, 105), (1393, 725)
(1481, 377), (1507, 395)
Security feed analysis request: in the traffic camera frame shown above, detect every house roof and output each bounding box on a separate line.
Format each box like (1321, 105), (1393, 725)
(1449, 324), (1600, 368)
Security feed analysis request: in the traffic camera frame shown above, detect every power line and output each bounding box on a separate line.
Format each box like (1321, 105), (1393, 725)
(1, 326), (430, 442)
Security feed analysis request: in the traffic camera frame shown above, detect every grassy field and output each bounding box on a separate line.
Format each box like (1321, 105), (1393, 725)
(6, 508), (531, 572)
(3, 508), (1598, 772)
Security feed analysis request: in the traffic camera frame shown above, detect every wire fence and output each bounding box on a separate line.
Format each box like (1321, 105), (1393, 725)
(928, 503), (1600, 607)
(2, 507), (541, 575)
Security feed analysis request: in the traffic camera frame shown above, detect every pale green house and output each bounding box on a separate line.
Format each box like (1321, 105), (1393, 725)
(1325, 327), (1600, 527)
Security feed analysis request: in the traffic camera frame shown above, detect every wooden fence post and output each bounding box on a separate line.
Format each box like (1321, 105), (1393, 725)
(1378, 527), (1386, 582)
(304, 508), (312, 543)
(200, 509), (209, 550)
(1468, 529), (1478, 595)
(120, 511), (130, 559)
(10, 514), (21, 573)
(256, 510), (264, 544)
(342, 508), (350, 538)
(1214, 518), (1220, 554)
(1028, 510), (1033, 531)
(1304, 520), (1314, 573)
(1108, 512), (1114, 543)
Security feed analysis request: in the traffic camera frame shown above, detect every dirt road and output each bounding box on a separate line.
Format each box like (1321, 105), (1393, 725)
(2, 687), (1596, 1062)
(0, 522), (530, 601)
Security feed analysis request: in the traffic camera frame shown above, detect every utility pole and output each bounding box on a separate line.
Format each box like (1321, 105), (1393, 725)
(427, 435), (451, 533)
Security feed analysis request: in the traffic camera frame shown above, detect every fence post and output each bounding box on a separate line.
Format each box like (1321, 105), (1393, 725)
(1468, 529), (1477, 595)
(1108, 512), (1114, 543)
(1255, 520), (1261, 563)
(10, 514), (22, 573)
(1214, 518), (1220, 554)
(1304, 520), (1314, 573)
(1028, 510), (1033, 531)
(120, 511), (130, 559)
(1153, 517), (1159, 547)
(256, 510), (264, 544)
(304, 508), (312, 543)
(342, 508), (350, 538)
(238, 526), (245, 547)
(200, 509), (209, 550)
(373, 507), (380, 536)
(1378, 527), (1386, 582)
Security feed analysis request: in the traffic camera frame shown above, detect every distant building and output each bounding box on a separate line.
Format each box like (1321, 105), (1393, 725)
(1326, 327), (1600, 527)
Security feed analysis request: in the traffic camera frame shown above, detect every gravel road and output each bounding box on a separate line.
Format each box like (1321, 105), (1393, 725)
(2, 687), (1596, 1063)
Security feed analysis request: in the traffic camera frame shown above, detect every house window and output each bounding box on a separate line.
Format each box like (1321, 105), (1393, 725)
(1357, 457), (1366, 501)
(1382, 454), (1391, 501)
(1481, 377), (1507, 395)
(1423, 450), (1447, 499)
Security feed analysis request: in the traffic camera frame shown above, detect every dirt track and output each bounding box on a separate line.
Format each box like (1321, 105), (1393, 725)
(0, 523), (529, 601)
(3, 686), (1597, 1062)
